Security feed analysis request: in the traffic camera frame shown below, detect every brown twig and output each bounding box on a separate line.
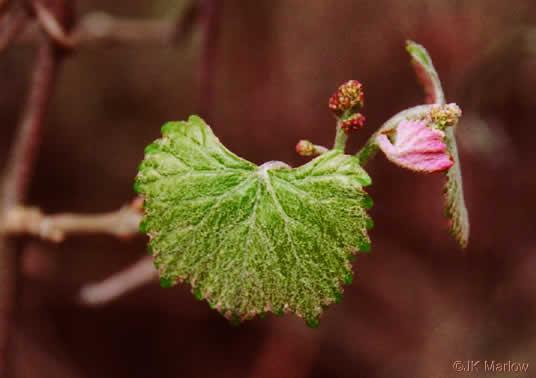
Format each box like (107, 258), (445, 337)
(0, 2), (203, 371)
(0, 1), (205, 374)
(18, 12), (173, 47)
(0, 2), (28, 54)
(30, 0), (74, 49)
(78, 256), (156, 306)
(72, 13), (175, 47)
(2, 203), (143, 242)
(0, 6), (66, 375)
(1, 37), (60, 208)
(17, 3), (201, 48)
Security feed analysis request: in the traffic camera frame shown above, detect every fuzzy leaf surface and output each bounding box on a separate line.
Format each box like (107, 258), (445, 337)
(406, 40), (445, 105)
(377, 120), (453, 173)
(406, 40), (470, 248)
(135, 116), (373, 325)
(443, 127), (469, 247)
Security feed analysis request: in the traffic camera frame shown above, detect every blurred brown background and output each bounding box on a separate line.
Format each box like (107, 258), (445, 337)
(1, 0), (536, 377)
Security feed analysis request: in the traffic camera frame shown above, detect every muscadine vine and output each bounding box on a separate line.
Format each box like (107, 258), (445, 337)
(134, 40), (469, 327)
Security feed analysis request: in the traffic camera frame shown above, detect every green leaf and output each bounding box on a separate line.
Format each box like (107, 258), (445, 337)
(406, 40), (446, 105)
(135, 115), (373, 325)
(406, 40), (470, 248)
(443, 129), (470, 248)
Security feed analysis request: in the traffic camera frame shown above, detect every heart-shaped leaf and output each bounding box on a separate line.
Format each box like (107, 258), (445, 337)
(135, 116), (373, 326)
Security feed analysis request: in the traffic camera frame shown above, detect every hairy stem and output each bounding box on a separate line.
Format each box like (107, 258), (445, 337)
(356, 104), (433, 166)
(333, 120), (348, 151)
(312, 144), (328, 155)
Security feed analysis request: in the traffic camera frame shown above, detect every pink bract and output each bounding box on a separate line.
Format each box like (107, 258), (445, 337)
(376, 120), (453, 173)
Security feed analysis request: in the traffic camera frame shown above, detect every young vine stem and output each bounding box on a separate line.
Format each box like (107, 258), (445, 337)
(333, 119), (348, 151)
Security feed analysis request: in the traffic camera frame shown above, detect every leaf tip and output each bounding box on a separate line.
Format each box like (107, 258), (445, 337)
(306, 318), (320, 328)
(144, 142), (159, 155)
(139, 219), (148, 234)
(359, 241), (371, 253)
(362, 194), (374, 209)
(159, 277), (173, 288)
(406, 40), (431, 66)
(160, 121), (175, 135)
(193, 287), (204, 300)
(133, 180), (142, 194)
(188, 114), (203, 124)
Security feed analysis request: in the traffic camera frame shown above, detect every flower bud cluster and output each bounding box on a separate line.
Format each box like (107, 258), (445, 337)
(329, 80), (366, 132)
(328, 80), (364, 115)
(340, 113), (365, 132)
(426, 103), (462, 129)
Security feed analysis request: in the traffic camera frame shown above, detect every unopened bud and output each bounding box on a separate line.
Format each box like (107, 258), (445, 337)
(427, 103), (462, 129)
(329, 80), (366, 135)
(296, 140), (314, 156)
(328, 80), (364, 117)
(341, 113), (366, 132)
